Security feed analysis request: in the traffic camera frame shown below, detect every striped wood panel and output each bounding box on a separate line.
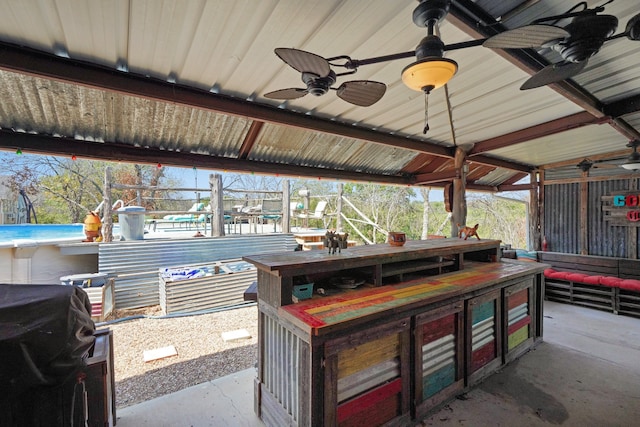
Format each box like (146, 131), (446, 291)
(421, 314), (457, 399)
(507, 288), (531, 350)
(336, 332), (402, 426)
(337, 333), (400, 379)
(337, 378), (402, 427)
(471, 300), (496, 372)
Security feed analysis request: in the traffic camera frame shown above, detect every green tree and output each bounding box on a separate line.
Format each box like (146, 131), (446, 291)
(341, 183), (415, 243)
(2, 153), (178, 224)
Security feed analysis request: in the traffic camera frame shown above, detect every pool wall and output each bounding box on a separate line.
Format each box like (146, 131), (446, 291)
(1, 239), (98, 284)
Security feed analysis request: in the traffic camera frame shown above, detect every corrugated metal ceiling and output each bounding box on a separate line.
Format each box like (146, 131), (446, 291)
(0, 0), (639, 190)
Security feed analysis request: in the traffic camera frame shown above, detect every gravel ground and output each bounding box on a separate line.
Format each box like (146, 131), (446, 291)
(105, 304), (258, 408)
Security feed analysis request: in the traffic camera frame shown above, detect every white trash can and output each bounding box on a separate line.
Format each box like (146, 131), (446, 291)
(117, 206), (146, 240)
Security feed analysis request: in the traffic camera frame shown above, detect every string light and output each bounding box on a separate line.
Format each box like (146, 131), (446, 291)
(16, 148), (22, 155)
(157, 163), (162, 168)
(71, 155), (77, 161)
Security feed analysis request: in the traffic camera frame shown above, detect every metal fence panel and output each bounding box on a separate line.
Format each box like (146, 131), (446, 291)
(99, 234), (297, 309)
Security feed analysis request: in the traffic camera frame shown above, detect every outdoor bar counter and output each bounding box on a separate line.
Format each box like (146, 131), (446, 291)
(244, 238), (545, 427)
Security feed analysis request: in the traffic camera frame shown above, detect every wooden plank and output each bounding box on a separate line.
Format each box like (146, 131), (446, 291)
(143, 345), (177, 362)
(422, 313), (456, 343)
(508, 324), (530, 350)
(336, 378), (401, 426)
(245, 239), (501, 275)
(507, 288), (528, 310)
(619, 259), (640, 278)
(423, 363), (456, 399)
(471, 341), (496, 373)
(337, 359), (399, 402)
(337, 333), (400, 379)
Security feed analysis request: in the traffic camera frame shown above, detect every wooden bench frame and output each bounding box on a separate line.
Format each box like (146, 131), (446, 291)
(539, 252), (640, 317)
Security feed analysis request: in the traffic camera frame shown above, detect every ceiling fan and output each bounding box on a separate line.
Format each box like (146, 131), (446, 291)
(266, 0), (640, 106)
(576, 140), (640, 172)
(486, 0), (640, 90)
(264, 49), (387, 107)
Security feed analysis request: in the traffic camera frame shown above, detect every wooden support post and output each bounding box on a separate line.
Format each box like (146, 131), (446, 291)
(282, 179), (290, 233)
(539, 169), (546, 251)
(529, 171), (540, 251)
(210, 174), (224, 237)
(629, 178), (638, 259)
(451, 147), (467, 237)
(579, 169), (588, 255)
(336, 183), (344, 232)
(102, 167), (113, 242)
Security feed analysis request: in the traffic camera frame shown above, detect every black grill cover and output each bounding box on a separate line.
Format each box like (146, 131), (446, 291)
(0, 284), (96, 394)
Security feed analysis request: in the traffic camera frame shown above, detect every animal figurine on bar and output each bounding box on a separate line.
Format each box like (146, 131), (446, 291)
(457, 223), (480, 240)
(325, 230), (349, 254)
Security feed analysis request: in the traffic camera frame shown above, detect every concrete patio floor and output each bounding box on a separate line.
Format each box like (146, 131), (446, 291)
(115, 300), (640, 426)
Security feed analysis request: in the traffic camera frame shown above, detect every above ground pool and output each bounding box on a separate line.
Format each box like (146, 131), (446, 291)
(0, 224), (85, 242)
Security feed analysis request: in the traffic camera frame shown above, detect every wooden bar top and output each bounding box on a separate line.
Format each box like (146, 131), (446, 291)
(280, 261), (545, 337)
(244, 238), (501, 275)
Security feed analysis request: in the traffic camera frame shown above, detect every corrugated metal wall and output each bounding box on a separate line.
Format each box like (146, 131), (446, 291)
(544, 183), (580, 254)
(545, 179), (640, 257)
(588, 180), (629, 257)
(99, 234), (297, 309)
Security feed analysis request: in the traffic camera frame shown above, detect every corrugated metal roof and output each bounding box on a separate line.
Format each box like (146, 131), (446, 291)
(0, 0), (639, 190)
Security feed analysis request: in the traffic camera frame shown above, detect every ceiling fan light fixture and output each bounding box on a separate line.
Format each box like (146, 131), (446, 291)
(621, 153), (640, 170)
(401, 57), (458, 93)
(621, 140), (640, 170)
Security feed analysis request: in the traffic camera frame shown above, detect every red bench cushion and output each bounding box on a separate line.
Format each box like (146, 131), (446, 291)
(619, 279), (640, 292)
(544, 268), (570, 280)
(565, 273), (589, 283)
(599, 276), (623, 288)
(581, 275), (603, 285)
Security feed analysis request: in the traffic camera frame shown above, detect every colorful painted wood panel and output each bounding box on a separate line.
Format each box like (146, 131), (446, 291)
(337, 378), (401, 427)
(421, 314), (457, 399)
(507, 288), (530, 350)
(471, 300), (496, 373)
(336, 333), (402, 426)
(281, 262), (534, 334)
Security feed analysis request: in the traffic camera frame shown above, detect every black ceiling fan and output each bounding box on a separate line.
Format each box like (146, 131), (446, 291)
(576, 140), (640, 172)
(576, 158), (619, 172)
(265, 0), (498, 107)
(264, 48), (387, 107)
(485, 1), (640, 90)
(265, 0), (640, 107)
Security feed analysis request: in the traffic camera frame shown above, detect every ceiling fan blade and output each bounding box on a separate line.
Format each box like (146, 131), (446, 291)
(624, 13), (640, 41)
(274, 48), (330, 77)
(264, 88), (308, 100)
(520, 60), (588, 90)
(594, 163), (621, 169)
(483, 25), (569, 49)
(335, 80), (386, 107)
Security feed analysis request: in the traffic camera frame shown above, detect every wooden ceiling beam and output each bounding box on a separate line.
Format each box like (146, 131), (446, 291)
(414, 169), (459, 185)
(497, 183), (537, 192)
(237, 121), (264, 160)
(468, 112), (607, 155)
(603, 93), (640, 118)
(0, 129), (412, 186)
(0, 42), (452, 158)
(469, 154), (531, 172)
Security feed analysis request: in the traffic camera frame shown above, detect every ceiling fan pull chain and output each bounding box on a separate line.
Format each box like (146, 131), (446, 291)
(423, 91), (430, 134)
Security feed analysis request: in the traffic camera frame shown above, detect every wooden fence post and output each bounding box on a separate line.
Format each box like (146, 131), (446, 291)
(103, 167), (113, 242)
(210, 174), (224, 237)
